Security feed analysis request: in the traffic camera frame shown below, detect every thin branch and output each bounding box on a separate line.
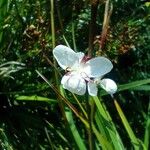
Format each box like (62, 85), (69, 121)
(99, 0), (113, 50)
(88, 0), (99, 57)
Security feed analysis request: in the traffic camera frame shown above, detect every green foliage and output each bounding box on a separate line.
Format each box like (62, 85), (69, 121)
(0, 0), (150, 149)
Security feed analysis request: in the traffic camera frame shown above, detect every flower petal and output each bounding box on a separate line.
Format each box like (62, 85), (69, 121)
(83, 57), (113, 77)
(53, 45), (84, 70)
(100, 78), (117, 95)
(61, 73), (86, 95)
(88, 81), (98, 96)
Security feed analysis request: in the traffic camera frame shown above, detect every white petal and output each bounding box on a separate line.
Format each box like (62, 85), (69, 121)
(76, 52), (85, 62)
(71, 52), (85, 70)
(88, 81), (98, 96)
(53, 45), (84, 70)
(83, 57), (113, 77)
(61, 73), (70, 85)
(100, 78), (117, 94)
(61, 73), (86, 95)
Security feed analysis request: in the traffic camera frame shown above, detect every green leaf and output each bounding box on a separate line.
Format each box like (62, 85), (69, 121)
(15, 95), (57, 103)
(60, 86), (86, 150)
(92, 96), (125, 150)
(92, 125), (113, 150)
(131, 85), (150, 91)
(65, 110), (87, 150)
(144, 118), (150, 149)
(118, 79), (150, 91)
(114, 100), (143, 150)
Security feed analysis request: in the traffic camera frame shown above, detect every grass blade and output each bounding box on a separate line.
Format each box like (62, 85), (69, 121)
(114, 99), (142, 149)
(92, 96), (125, 149)
(65, 110), (87, 150)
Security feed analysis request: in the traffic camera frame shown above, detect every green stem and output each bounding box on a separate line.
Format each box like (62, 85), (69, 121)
(85, 89), (93, 150)
(144, 102), (150, 149)
(45, 127), (54, 150)
(50, 0), (59, 87)
(72, 94), (88, 119)
(72, 22), (77, 51)
(50, 0), (55, 49)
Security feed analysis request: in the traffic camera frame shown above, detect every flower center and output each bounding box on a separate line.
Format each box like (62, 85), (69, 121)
(66, 63), (91, 82)
(81, 55), (91, 63)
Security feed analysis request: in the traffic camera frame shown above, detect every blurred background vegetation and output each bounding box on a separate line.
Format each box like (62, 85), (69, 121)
(0, 0), (150, 149)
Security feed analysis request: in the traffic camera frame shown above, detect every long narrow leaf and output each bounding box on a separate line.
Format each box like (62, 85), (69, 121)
(114, 100), (142, 149)
(92, 96), (125, 149)
(65, 110), (87, 150)
(15, 95), (57, 103)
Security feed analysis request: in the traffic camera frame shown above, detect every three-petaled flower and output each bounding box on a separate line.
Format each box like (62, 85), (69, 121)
(53, 45), (117, 96)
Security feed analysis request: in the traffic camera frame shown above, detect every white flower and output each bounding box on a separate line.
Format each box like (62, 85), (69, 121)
(53, 45), (117, 96)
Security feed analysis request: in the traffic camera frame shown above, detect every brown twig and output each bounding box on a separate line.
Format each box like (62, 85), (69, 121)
(88, 0), (99, 57)
(99, 0), (113, 50)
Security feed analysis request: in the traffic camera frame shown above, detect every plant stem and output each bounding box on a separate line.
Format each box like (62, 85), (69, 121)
(99, 0), (113, 50)
(55, 0), (64, 33)
(85, 88), (94, 150)
(45, 127), (54, 150)
(88, 0), (99, 57)
(50, 0), (55, 49)
(50, 0), (59, 87)
(72, 22), (77, 51)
